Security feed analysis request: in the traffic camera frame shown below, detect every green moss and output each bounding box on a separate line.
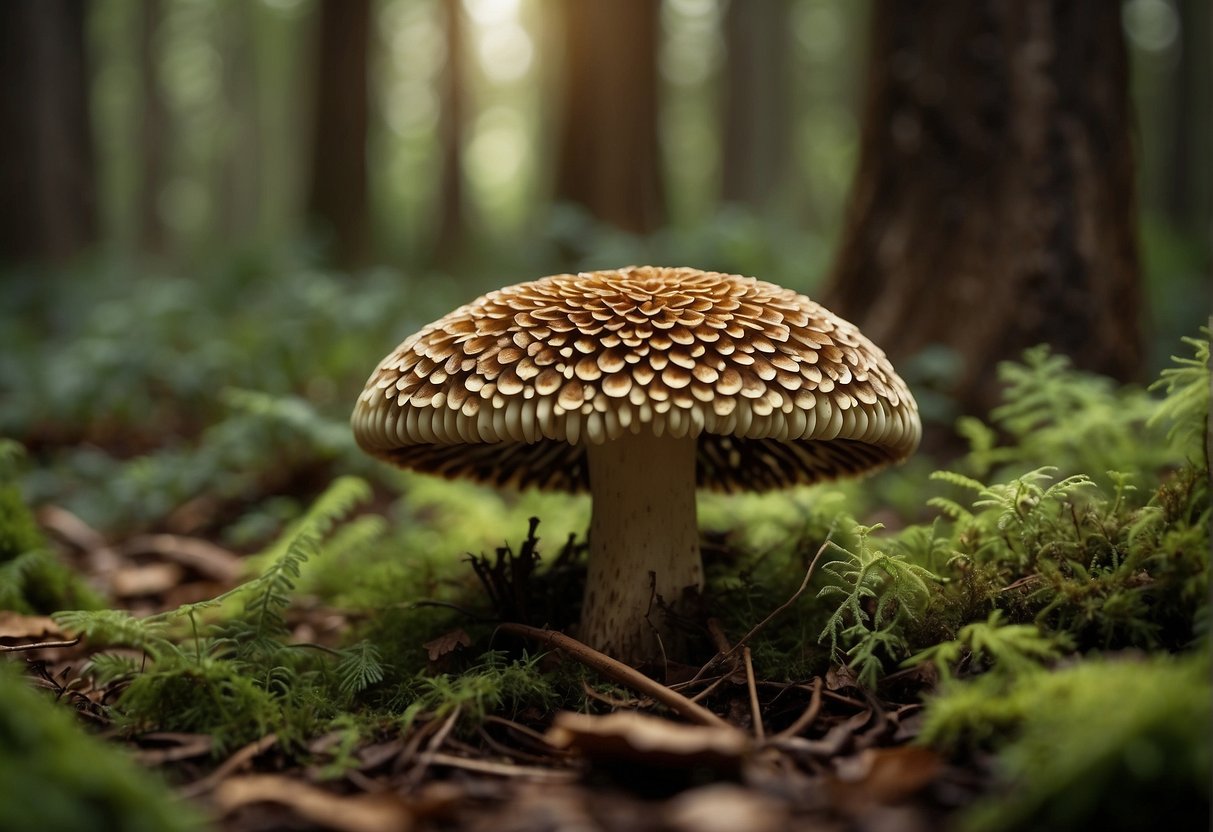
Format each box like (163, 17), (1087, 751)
(920, 651), (1211, 832)
(0, 661), (201, 832)
(0, 448), (102, 614)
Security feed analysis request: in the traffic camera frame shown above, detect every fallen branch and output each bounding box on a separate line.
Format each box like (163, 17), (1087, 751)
(496, 623), (731, 729)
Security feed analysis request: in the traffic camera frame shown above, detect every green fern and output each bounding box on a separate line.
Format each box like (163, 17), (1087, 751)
(1147, 329), (1209, 457)
(817, 523), (940, 682)
(334, 641), (386, 696)
(906, 610), (1069, 677)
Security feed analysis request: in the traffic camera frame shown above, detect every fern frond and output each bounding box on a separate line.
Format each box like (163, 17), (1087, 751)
(335, 641), (385, 696)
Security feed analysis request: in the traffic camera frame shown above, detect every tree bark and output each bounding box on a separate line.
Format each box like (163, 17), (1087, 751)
(137, 0), (168, 257)
(824, 0), (1142, 416)
(0, 0), (98, 265)
(307, 0), (371, 268)
(721, 0), (791, 209)
(553, 0), (664, 234)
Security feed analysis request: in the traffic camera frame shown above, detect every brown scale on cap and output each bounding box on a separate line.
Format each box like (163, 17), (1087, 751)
(352, 266), (921, 488)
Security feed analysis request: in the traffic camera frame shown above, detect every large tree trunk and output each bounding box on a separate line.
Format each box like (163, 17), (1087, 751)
(824, 0), (1142, 416)
(553, 0), (664, 234)
(0, 0), (98, 265)
(307, 0), (371, 268)
(721, 0), (791, 209)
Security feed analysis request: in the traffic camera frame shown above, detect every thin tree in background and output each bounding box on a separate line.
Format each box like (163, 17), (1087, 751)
(434, 0), (467, 262)
(553, 0), (664, 234)
(307, 0), (371, 268)
(137, 0), (169, 257)
(721, 0), (791, 210)
(824, 0), (1143, 416)
(0, 0), (98, 265)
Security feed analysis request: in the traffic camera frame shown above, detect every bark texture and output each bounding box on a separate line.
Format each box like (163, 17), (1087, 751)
(824, 0), (1143, 415)
(553, 0), (664, 233)
(0, 0), (97, 265)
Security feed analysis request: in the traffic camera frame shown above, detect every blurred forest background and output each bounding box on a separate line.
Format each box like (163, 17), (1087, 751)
(0, 0), (1209, 452)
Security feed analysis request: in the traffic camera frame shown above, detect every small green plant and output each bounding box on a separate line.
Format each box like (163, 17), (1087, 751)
(905, 610), (1070, 677)
(0, 661), (200, 832)
(816, 523), (941, 687)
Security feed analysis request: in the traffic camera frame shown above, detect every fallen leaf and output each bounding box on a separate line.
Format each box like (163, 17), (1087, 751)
(0, 612), (63, 642)
(423, 628), (472, 662)
(545, 710), (750, 770)
(212, 774), (413, 832)
(828, 746), (943, 810)
(825, 664), (860, 691)
(110, 563), (185, 597)
(663, 783), (789, 832)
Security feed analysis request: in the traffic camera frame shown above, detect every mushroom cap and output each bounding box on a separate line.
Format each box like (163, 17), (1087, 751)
(352, 266), (920, 492)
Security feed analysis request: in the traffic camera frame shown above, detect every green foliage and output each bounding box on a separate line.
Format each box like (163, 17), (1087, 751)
(54, 477), (378, 752)
(0, 661), (200, 832)
(1147, 328), (1210, 458)
(816, 523), (940, 687)
(0, 442), (101, 614)
(919, 652), (1211, 832)
(905, 610), (1070, 677)
(398, 651), (560, 728)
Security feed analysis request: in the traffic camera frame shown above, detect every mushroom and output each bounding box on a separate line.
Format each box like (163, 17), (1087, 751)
(351, 266), (920, 664)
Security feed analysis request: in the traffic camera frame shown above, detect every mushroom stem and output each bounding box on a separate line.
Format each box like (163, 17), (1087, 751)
(581, 431), (703, 664)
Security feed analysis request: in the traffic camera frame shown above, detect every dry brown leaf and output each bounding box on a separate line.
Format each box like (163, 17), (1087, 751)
(0, 611), (63, 642)
(423, 628), (472, 661)
(545, 710), (749, 770)
(212, 774), (413, 832)
(116, 533), (244, 583)
(663, 783), (789, 832)
(110, 563), (185, 597)
(828, 745), (942, 810)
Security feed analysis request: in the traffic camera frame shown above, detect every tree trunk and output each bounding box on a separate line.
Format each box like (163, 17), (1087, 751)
(824, 0), (1142, 416)
(0, 0), (98, 265)
(307, 0), (371, 268)
(721, 0), (791, 209)
(434, 0), (466, 261)
(553, 0), (664, 234)
(137, 0), (168, 257)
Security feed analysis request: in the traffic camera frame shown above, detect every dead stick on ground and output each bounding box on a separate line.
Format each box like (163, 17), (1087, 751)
(406, 705), (462, 789)
(743, 647), (764, 742)
(496, 623), (732, 730)
(772, 677), (824, 742)
(178, 734), (279, 799)
(0, 637), (80, 653)
(688, 533), (836, 685)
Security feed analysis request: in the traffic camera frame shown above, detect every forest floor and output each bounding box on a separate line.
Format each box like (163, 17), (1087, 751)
(6, 525), (979, 832)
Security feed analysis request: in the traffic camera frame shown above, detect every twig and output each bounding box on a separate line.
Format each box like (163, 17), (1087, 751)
(426, 752), (578, 782)
(178, 734), (279, 799)
(406, 706), (461, 788)
(689, 533), (835, 685)
(686, 673), (731, 705)
(483, 715), (568, 754)
(0, 637), (80, 653)
(772, 678), (823, 741)
(743, 647), (764, 742)
(495, 623), (731, 729)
